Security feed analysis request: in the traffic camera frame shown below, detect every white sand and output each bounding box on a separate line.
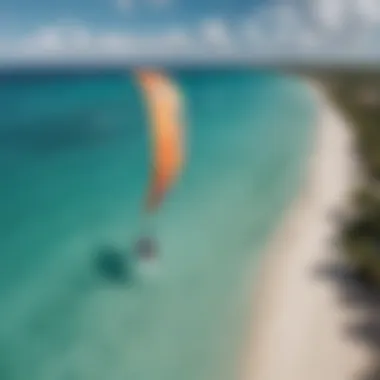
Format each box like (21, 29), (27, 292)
(241, 81), (370, 380)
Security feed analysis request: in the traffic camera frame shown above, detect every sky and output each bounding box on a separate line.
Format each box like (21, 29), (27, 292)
(1, 0), (380, 64)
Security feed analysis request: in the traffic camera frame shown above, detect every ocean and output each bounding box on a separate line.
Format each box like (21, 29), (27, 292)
(0, 68), (316, 380)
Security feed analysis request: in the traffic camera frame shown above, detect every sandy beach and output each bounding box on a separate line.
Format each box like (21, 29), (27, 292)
(241, 81), (370, 380)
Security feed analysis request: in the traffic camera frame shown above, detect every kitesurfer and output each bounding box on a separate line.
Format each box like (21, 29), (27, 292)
(95, 246), (131, 282)
(132, 71), (185, 264)
(134, 236), (158, 260)
(95, 70), (184, 278)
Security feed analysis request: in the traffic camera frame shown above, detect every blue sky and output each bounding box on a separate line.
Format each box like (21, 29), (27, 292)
(0, 0), (380, 63)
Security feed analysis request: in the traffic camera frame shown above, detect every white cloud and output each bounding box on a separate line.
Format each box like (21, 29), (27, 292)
(240, 4), (314, 50)
(354, 0), (380, 24)
(200, 19), (230, 47)
(306, 0), (380, 32)
(313, 0), (346, 30)
(241, 0), (380, 54)
(267, 4), (301, 44)
(26, 28), (65, 53)
(19, 25), (93, 57)
(240, 19), (262, 43)
(96, 33), (134, 52)
(298, 30), (321, 50)
(4, 0), (380, 64)
(158, 28), (192, 49)
(0, 23), (200, 63)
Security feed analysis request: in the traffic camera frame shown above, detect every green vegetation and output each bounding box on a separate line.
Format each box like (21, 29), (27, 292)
(321, 72), (380, 285)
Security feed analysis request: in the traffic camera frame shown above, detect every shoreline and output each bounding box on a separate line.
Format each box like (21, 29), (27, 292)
(240, 80), (369, 380)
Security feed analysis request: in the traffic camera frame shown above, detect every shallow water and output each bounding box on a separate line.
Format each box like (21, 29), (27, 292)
(0, 69), (315, 380)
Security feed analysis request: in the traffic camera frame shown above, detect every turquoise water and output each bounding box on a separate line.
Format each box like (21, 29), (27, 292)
(0, 69), (316, 380)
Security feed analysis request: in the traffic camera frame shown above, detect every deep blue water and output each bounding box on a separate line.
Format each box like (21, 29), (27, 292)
(0, 69), (315, 380)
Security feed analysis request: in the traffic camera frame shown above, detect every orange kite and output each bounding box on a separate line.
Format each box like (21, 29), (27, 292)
(135, 70), (185, 213)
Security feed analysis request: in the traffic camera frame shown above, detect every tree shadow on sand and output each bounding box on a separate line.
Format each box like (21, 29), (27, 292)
(313, 257), (380, 380)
